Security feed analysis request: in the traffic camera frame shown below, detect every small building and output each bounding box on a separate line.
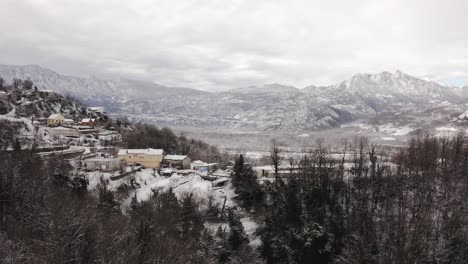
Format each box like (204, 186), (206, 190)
(80, 118), (96, 127)
(163, 155), (191, 169)
(48, 126), (80, 138)
(77, 126), (98, 134)
(83, 158), (121, 172)
(98, 130), (122, 144)
(64, 119), (75, 126)
(118, 148), (164, 168)
(47, 114), (65, 127)
(190, 160), (218, 172)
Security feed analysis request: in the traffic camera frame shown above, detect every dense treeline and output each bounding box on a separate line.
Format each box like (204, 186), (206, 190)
(0, 77), (35, 91)
(0, 150), (240, 263)
(120, 122), (225, 162)
(2, 123), (468, 263)
(232, 133), (468, 264)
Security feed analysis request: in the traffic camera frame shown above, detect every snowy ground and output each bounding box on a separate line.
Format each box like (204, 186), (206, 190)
(85, 168), (263, 246)
(86, 168), (238, 209)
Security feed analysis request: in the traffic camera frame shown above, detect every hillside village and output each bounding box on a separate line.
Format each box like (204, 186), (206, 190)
(0, 80), (241, 192)
(0, 78), (395, 181)
(2, 1), (468, 262)
(2, 77), (468, 263)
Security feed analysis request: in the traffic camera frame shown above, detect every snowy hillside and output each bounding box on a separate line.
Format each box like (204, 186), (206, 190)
(0, 88), (93, 148)
(1, 64), (467, 132)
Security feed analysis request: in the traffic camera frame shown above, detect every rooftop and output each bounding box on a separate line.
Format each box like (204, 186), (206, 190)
(118, 148), (164, 156)
(48, 113), (64, 119)
(164, 155), (188, 161)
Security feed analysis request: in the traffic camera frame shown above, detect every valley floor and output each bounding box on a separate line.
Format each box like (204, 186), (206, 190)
(176, 121), (467, 154)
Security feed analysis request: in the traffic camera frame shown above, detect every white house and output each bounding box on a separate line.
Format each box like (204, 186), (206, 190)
(80, 118), (96, 126)
(47, 114), (65, 127)
(64, 119), (75, 125)
(48, 126), (80, 138)
(118, 148), (164, 168)
(83, 158), (121, 172)
(163, 155), (191, 169)
(190, 160), (218, 172)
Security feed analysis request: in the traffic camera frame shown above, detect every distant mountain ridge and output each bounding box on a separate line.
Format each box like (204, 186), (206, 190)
(0, 64), (467, 132)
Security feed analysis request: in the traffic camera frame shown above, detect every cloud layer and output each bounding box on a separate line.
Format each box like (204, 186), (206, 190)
(1, 0), (467, 90)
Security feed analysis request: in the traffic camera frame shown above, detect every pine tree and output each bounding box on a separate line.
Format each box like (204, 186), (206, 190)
(227, 209), (249, 251)
(180, 193), (203, 238)
(285, 178), (302, 227)
(231, 154), (263, 209)
(98, 184), (119, 213)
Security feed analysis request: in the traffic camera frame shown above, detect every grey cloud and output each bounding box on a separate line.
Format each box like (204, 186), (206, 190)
(0, 0), (467, 90)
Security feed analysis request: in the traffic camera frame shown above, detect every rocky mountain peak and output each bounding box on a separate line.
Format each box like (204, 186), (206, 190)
(1, 64), (467, 132)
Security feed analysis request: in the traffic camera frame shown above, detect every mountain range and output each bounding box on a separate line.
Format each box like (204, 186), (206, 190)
(1, 64), (467, 132)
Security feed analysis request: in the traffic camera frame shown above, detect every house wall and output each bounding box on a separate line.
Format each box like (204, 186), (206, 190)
(49, 127), (80, 137)
(80, 121), (96, 127)
(182, 158), (191, 169)
(163, 157), (191, 169)
(47, 118), (64, 126)
(83, 158), (121, 172)
(118, 153), (163, 168)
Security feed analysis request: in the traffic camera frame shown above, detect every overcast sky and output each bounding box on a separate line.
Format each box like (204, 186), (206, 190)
(0, 0), (467, 90)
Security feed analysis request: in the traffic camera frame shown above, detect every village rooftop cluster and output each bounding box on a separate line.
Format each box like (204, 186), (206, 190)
(0, 85), (226, 180)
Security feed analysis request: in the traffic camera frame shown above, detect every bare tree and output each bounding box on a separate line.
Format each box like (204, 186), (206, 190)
(340, 138), (349, 178)
(12, 78), (22, 89)
(0, 77), (4, 90)
(270, 139), (284, 187)
(23, 78), (33, 90)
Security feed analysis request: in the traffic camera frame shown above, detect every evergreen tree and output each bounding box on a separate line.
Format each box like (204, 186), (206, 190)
(98, 184), (119, 213)
(228, 209), (249, 251)
(180, 193), (203, 238)
(231, 154), (263, 209)
(285, 178), (302, 227)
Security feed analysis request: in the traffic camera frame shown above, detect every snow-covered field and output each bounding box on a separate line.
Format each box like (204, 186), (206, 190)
(86, 169), (237, 210)
(85, 169), (264, 245)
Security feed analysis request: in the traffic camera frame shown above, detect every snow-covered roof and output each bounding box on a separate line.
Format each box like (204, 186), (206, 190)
(40, 89), (54, 93)
(48, 114), (64, 119)
(118, 148), (164, 156)
(84, 157), (119, 162)
(64, 119), (74, 122)
(80, 118), (96, 123)
(164, 155), (188, 161)
(191, 160), (218, 167)
(49, 126), (78, 131)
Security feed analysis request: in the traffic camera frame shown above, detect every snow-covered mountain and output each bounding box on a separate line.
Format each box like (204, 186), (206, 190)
(0, 64), (467, 132)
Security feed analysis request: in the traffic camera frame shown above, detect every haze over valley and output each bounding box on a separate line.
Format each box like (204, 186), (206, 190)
(1, 64), (467, 151)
